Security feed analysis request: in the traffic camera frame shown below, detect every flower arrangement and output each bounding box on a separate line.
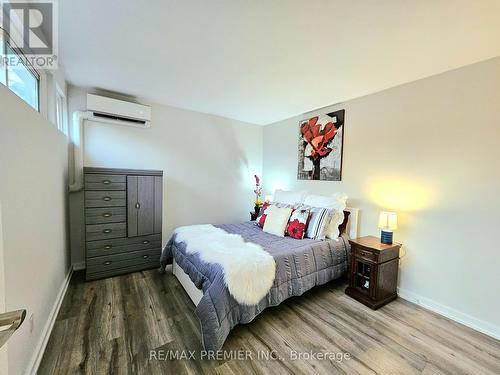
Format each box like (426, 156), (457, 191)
(253, 174), (263, 206)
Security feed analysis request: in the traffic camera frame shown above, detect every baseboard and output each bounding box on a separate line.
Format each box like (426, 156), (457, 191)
(398, 287), (500, 341)
(24, 266), (73, 375)
(72, 261), (85, 271)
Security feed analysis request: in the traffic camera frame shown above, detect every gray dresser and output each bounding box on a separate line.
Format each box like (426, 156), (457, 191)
(84, 167), (163, 280)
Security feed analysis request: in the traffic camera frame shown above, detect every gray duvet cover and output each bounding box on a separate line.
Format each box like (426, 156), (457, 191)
(160, 221), (350, 350)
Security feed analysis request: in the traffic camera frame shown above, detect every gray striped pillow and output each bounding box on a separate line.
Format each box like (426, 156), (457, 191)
(305, 207), (334, 240)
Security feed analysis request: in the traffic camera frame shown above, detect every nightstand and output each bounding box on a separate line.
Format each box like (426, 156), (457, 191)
(250, 204), (261, 221)
(345, 236), (401, 309)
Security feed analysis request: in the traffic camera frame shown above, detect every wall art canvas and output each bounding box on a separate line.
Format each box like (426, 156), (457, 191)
(297, 109), (345, 181)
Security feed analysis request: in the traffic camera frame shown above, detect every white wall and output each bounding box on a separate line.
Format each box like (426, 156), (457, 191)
(0, 203), (7, 375)
(68, 87), (263, 265)
(0, 84), (70, 374)
(262, 57), (500, 338)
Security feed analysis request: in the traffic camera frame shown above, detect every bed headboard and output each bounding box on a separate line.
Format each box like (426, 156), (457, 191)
(345, 206), (359, 239)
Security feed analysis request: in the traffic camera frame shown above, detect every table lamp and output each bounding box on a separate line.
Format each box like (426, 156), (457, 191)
(378, 211), (397, 244)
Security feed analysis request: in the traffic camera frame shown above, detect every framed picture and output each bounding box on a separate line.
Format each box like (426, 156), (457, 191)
(297, 109), (345, 181)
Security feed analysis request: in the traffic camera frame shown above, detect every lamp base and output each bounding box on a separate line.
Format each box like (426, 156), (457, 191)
(380, 230), (393, 245)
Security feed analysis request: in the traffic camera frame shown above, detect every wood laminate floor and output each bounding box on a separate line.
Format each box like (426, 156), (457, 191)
(39, 269), (500, 375)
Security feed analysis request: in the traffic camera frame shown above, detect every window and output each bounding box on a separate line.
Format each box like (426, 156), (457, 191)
(0, 53), (5, 85)
(0, 36), (40, 111)
(55, 86), (68, 135)
(0, 39), (6, 85)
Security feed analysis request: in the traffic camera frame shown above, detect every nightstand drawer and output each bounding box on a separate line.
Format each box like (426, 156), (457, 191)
(355, 247), (377, 262)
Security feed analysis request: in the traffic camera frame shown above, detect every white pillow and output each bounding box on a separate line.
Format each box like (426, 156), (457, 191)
(274, 189), (307, 205)
(326, 210), (346, 240)
(303, 192), (346, 210)
(302, 193), (348, 239)
(263, 205), (293, 237)
(326, 193), (348, 239)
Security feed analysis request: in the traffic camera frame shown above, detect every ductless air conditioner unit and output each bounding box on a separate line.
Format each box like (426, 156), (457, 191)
(86, 94), (152, 128)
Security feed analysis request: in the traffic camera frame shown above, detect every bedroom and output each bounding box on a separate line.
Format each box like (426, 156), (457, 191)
(0, 1), (499, 374)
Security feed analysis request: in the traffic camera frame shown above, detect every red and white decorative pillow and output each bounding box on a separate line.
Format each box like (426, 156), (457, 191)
(257, 202), (271, 227)
(286, 207), (310, 239)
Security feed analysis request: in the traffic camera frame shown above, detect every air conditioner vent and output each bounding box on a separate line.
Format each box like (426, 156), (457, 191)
(91, 112), (148, 125)
(86, 94), (151, 128)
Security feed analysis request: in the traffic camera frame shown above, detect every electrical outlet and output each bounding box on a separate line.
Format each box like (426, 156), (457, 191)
(29, 313), (34, 334)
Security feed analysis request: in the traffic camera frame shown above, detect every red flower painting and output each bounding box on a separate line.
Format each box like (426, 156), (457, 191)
(300, 116), (337, 160)
(297, 110), (345, 181)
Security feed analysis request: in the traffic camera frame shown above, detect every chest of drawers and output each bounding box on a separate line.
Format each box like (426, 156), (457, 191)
(84, 167), (163, 280)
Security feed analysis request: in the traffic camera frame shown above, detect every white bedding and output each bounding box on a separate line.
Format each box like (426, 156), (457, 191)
(174, 224), (276, 305)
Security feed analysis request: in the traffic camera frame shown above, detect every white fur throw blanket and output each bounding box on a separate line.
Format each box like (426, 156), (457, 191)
(175, 224), (276, 305)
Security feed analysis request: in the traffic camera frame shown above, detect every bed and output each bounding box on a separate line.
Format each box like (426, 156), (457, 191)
(160, 207), (359, 350)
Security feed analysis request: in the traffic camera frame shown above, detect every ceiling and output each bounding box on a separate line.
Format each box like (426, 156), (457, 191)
(60, 0), (500, 125)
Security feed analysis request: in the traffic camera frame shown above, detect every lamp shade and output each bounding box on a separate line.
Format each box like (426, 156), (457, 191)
(378, 211), (398, 231)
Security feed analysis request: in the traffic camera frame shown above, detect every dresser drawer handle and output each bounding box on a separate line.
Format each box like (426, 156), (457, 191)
(103, 196), (112, 201)
(102, 180), (111, 185)
(142, 240), (150, 244)
(104, 245), (112, 250)
(142, 255), (149, 259)
(360, 251), (368, 257)
(103, 229), (112, 234)
(104, 261), (112, 265)
(102, 213), (112, 218)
